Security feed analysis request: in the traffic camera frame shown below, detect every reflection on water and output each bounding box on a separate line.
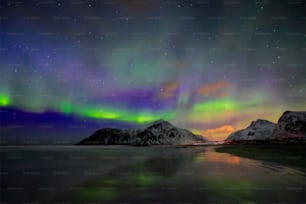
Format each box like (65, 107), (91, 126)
(0, 145), (305, 203)
(195, 147), (241, 165)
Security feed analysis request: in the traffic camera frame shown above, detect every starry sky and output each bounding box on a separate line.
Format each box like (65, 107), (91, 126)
(0, 0), (305, 142)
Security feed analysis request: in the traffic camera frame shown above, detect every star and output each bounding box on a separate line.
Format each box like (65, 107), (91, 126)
(1, 0), (304, 142)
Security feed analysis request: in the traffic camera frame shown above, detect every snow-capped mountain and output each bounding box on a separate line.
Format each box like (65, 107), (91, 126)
(225, 111), (306, 142)
(272, 111), (306, 140)
(77, 119), (206, 145)
(226, 119), (276, 141)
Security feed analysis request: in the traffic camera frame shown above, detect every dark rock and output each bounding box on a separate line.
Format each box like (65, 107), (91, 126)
(272, 111), (306, 140)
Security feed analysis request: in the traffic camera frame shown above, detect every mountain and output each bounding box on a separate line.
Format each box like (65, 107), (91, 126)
(226, 119), (276, 141)
(225, 111), (306, 142)
(77, 119), (206, 145)
(271, 111), (306, 140)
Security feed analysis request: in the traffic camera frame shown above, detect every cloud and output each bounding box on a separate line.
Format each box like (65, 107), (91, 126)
(197, 80), (233, 97)
(158, 81), (179, 98)
(203, 125), (235, 134)
(202, 125), (236, 140)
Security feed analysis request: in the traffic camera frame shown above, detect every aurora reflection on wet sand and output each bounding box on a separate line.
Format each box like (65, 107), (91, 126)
(1, 145), (305, 203)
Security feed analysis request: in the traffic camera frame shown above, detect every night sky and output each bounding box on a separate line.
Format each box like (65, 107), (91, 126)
(0, 0), (305, 142)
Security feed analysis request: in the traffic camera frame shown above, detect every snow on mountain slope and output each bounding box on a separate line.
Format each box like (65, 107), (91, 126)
(225, 111), (306, 142)
(77, 119), (206, 145)
(226, 119), (276, 141)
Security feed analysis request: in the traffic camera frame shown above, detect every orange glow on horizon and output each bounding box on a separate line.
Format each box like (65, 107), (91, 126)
(201, 125), (236, 141)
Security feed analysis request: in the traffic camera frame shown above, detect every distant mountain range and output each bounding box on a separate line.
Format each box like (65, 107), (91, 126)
(226, 111), (306, 143)
(77, 119), (206, 146)
(78, 111), (306, 146)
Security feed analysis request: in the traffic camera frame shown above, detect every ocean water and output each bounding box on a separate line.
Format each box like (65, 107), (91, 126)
(0, 145), (305, 203)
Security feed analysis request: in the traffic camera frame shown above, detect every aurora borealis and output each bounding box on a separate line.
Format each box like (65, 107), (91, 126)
(0, 0), (305, 141)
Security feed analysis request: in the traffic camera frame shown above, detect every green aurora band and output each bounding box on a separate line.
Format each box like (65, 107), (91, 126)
(0, 91), (263, 124)
(193, 99), (237, 112)
(0, 93), (11, 107)
(0, 92), (176, 124)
